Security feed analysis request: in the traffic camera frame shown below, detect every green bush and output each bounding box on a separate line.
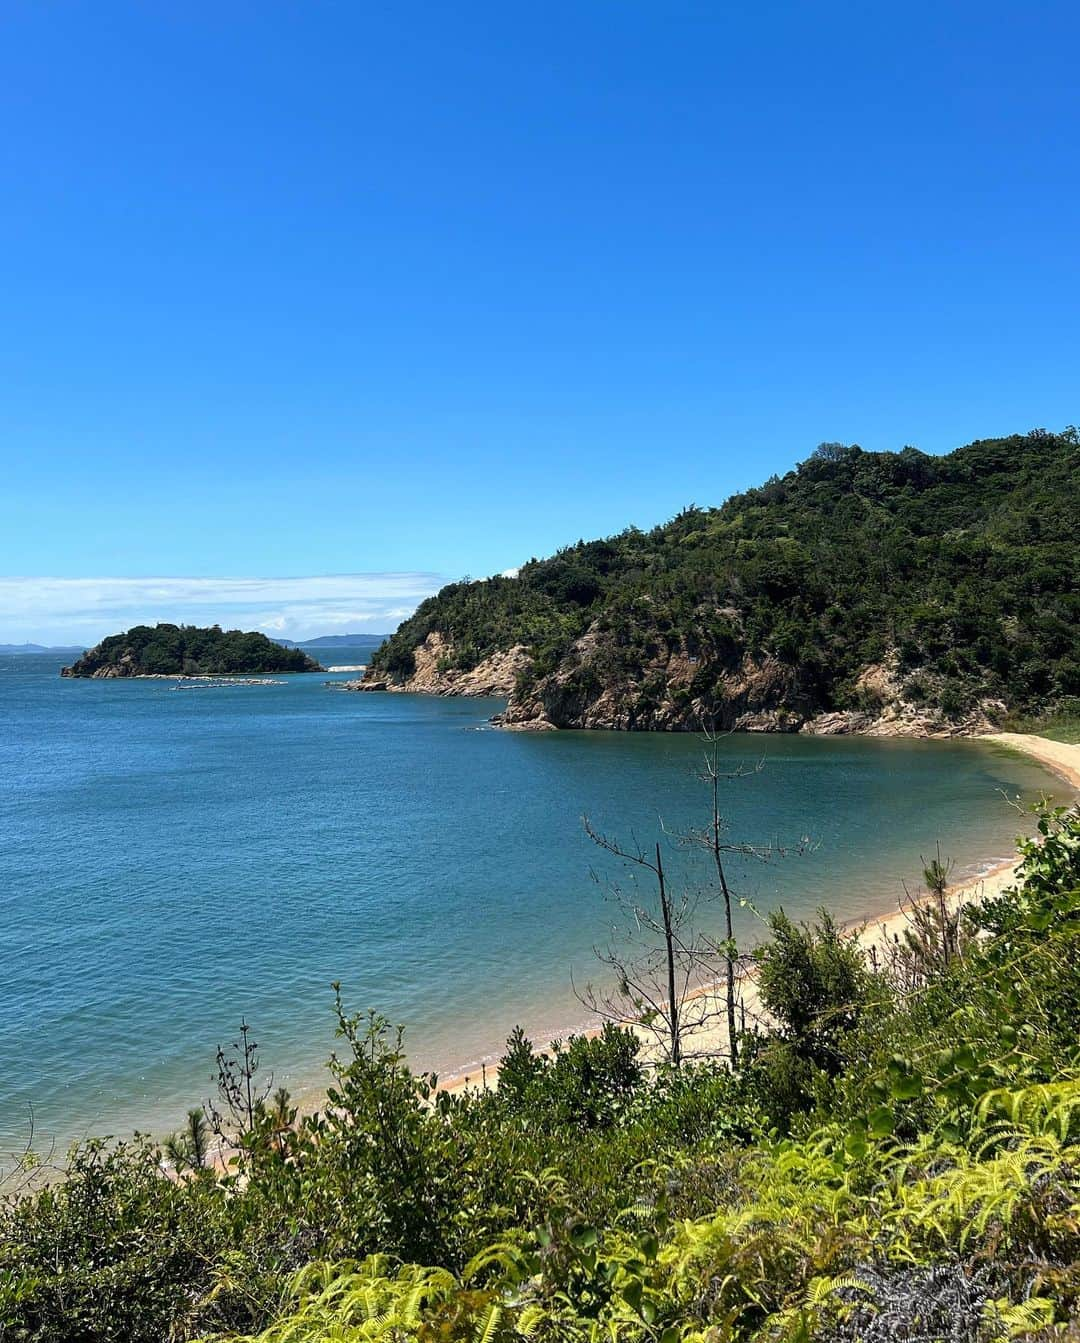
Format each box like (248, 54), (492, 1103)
(496, 1022), (642, 1129)
(0, 1138), (229, 1343)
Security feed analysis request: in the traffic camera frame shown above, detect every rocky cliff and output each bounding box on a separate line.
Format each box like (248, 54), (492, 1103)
(62, 650), (143, 679)
(354, 632), (529, 698)
(493, 638), (1004, 736)
(359, 624), (1005, 737)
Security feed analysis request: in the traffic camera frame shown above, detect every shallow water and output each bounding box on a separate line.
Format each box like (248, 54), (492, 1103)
(0, 651), (1066, 1156)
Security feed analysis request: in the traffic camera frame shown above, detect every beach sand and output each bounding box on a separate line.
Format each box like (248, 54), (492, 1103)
(982, 731), (1080, 789)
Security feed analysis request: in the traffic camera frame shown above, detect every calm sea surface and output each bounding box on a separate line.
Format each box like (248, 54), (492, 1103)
(0, 650), (1067, 1156)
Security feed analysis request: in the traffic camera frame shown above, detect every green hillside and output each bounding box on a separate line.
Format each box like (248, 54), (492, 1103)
(371, 429), (1079, 731)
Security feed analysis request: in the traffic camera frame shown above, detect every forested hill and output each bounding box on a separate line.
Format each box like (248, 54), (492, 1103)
(61, 625), (323, 677)
(368, 429), (1080, 733)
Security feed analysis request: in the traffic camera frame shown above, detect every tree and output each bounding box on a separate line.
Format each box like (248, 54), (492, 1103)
(265, 1086), (297, 1157)
(164, 1108), (211, 1173)
(687, 731), (765, 1067)
(870, 843), (968, 991)
(578, 821), (718, 1068)
(812, 441), (854, 462)
(922, 843), (958, 968)
(206, 1018), (272, 1152)
(579, 736), (803, 1068)
(755, 908), (871, 1070)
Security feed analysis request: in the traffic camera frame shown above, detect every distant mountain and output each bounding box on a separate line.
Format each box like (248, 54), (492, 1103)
(277, 634), (388, 649)
(0, 643), (86, 655)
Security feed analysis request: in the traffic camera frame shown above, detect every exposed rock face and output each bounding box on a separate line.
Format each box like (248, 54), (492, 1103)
(799, 705), (1003, 739)
(61, 651), (141, 678)
(798, 660), (1006, 738)
(356, 632), (530, 698)
(498, 623), (812, 732)
(733, 710), (805, 733)
(360, 630), (1005, 740)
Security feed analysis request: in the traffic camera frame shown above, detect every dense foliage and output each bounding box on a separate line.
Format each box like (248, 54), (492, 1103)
(371, 429), (1080, 727)
(3, 806), (1080, 1341)
(61, 624), (322, 677)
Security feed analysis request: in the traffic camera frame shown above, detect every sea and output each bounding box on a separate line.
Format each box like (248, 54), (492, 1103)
(0, 649), (1067, 1159)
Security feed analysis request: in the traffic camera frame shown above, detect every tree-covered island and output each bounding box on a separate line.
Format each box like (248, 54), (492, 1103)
(60, 624), (323, 677)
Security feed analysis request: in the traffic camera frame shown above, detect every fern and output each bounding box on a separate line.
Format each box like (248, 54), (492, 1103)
(976, 1075), (1080, 1142)
(991, 1294), (1056, 1338)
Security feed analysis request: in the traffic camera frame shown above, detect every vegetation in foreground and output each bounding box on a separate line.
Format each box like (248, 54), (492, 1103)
(2, 806), (1080, 1341)
(61, 624), (322, 677)
(371, 429), (1080, 730)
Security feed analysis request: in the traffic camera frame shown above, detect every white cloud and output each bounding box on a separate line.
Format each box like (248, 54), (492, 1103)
(0, 574), (446, 645)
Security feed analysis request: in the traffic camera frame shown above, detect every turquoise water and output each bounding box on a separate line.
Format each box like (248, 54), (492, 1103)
(0, 651), (1067, 1157)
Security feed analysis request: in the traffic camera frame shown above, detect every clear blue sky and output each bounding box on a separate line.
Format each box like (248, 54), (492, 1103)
(2, 2), (1077, 641)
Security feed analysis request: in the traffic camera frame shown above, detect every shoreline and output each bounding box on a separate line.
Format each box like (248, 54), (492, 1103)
(436, 730), (1080, 1091)
(435, 851), (1025, 1093)
(60, 670), (323, 681)
(106, 842), (1057, 1179)
(205, 730), (1080, 1128)
(34, 729), (1079, 1170)
(979, 730), (1080, 789)
(344, 678), (1072, 750)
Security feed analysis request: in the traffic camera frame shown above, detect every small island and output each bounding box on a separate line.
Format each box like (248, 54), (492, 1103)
(60, 624), (323, 678)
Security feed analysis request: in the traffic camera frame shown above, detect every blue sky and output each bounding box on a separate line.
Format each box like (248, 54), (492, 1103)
(2, 2), (1077, 642)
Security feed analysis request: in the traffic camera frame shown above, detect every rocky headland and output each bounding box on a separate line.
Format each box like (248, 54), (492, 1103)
(354, 432), (1079, 738)
(344, 631), (528, 699)
(353, 635), (1005, 737)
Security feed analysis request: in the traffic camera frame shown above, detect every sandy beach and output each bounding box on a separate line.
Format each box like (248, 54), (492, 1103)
(982, 730), (1080, 789)
(180, 728), (1079, 1174)
(441, 851), (1026, 1087)
(689, 730), (1080, 1062)
(442, 730), (1080, 1088)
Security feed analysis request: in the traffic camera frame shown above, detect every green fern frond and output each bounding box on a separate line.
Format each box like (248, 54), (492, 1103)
(990, 1294), (1056, 1337)
(803, 1273), (862, 1305)
(474, 1302), (503, 1343)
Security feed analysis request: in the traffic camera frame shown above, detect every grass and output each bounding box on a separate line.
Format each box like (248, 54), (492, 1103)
(1003, 709), (1080, 744)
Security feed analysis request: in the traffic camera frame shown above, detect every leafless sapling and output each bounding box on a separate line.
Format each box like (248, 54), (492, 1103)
(580, 730), (807, 1068)
(578, 819), (722, 1067)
